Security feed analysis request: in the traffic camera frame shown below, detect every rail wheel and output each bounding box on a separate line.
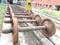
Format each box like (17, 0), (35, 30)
(41, 18), (56, 37)
(13, 18), (18, 44)
(34, 15), (41, 26)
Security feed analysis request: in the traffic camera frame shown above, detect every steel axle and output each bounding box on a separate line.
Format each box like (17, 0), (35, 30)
(18, 20), (37, 23)
(14, 13), (29, 15)
(18, 26), (47, 32)
(2, 26), (47, 33)
(15, 15), (32, 18)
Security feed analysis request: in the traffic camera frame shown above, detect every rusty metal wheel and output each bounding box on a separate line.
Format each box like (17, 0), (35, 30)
(13, 18), (18, 44)
(30, 13), (34, 19)
(11, 13), (14, 26)
(34, 15), (41, 26)
(41, 18), (56, 37)
(11, 13), (14, 20)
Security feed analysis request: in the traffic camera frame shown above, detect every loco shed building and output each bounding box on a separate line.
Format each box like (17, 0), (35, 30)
(33, 0), (60, 10)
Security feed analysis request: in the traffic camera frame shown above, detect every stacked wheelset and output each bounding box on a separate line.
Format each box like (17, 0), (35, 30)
(3, 4), (56, 45)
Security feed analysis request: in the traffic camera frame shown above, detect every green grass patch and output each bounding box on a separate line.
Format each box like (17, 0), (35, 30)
(0, 4), (6, 29)
(28, 30), (34, 35)
(40, 9), (60, 19)
(33, 6), (60, 19)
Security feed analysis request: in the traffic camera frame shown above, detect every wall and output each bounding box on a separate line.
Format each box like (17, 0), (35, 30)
(33, 0), (60, 9)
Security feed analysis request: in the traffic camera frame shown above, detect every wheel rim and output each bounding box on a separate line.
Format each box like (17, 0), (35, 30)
(41, 18), (56, 37)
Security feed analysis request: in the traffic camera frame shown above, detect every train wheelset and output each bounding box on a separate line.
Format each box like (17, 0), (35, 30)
(2, 4), (56, 45)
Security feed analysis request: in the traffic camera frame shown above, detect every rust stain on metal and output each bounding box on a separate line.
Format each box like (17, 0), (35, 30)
(13, 18), (18, 44)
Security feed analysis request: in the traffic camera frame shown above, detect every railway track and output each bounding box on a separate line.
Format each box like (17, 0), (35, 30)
(0, 4), (56, 45)
(32, 7), (60, 45)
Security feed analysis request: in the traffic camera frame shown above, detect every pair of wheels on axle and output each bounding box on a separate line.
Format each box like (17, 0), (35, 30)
(13, 14), (56, 44)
